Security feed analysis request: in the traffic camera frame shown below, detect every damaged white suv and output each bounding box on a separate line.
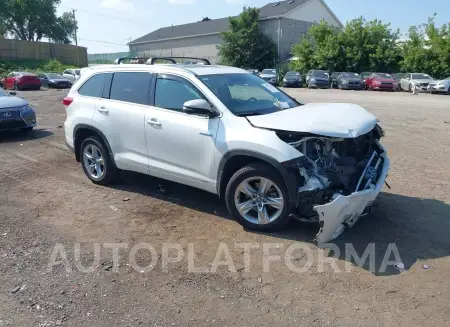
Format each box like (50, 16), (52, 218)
(64, 57), (390, 243)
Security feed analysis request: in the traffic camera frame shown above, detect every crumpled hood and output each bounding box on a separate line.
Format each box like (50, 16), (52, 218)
(246, 103), (378, 138)
(412, 79), (433, 84)
(0, 96), (28, 109)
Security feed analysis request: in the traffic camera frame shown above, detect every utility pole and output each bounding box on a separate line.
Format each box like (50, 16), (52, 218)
(72, 9), (78, 46)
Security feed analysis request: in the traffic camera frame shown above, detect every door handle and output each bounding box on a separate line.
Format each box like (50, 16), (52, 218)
(97, 106), (108, 113)
(147, 118), (162, 127)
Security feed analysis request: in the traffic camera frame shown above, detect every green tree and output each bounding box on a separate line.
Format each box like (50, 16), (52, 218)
(218, 7), (277, 70)
(291, 18), (401, 74)
(0, 0), (77, 43)
(401, 16), (450, 79)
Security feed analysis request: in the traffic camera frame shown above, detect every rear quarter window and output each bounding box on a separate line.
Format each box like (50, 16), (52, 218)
(78, 74), (107, 98)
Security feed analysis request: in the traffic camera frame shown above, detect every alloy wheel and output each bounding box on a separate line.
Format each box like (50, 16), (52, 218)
(234, 177), (284, 225)
(83, 144), (105, 180)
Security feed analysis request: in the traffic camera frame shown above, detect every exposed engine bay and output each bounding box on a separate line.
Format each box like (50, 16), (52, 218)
(277, 125), (386, 223)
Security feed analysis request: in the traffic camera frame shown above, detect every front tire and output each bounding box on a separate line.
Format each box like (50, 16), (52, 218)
(225, 163), (290, 232)
(80, 136), (118, 185)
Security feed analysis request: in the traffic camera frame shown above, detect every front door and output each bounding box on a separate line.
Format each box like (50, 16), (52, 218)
(145, 74), (220, 193)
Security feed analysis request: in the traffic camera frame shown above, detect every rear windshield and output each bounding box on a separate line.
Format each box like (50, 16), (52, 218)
(312, 71), (329, 78)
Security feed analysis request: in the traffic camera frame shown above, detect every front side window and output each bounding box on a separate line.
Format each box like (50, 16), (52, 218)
(199, 73), (299, 116)
(78, 74), (107, 98)
(109, 72), (151, 105)
(154, 77), (203, 112)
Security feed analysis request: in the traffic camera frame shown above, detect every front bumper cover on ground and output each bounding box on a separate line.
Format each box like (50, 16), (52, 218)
(314, 151), (390, 244)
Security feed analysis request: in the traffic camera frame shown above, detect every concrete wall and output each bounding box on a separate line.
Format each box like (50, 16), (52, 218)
(285, 0), (341, 27)
(0, 38), (88, 67)
(129, 18), (314, 63)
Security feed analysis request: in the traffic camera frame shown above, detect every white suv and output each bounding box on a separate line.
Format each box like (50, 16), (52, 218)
(64, 57), (390, 243)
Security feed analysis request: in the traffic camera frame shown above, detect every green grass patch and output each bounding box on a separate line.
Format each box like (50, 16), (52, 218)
(0, 59), (78, 78)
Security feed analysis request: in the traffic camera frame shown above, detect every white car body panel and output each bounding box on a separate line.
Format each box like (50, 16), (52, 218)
(93, 98), (149, 175)
(246, 103), (378, 138)
(64, 63), (390, 244)
(315, 148), (390, 244)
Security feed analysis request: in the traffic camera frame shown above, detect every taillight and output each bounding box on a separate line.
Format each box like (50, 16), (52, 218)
(63, 97), (73, 106)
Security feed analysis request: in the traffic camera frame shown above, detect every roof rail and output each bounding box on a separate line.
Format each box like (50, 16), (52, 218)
(114, 56), (211, 65)
(147, 57), (212, 65)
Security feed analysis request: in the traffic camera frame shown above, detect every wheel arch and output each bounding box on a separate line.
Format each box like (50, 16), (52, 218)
(73, 124), (114, 164)
(217, 150), (298, 210)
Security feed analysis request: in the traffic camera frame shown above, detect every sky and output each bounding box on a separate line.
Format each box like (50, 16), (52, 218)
(57, 0), (450, 54)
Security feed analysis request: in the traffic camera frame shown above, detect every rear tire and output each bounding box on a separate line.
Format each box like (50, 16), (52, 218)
(225, 163), (291, 232)
(80, 136), (118, 185)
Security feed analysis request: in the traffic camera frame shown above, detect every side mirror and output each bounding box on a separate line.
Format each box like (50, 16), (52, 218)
(9, 91), (17, 96)
(183, 99), (217, 117)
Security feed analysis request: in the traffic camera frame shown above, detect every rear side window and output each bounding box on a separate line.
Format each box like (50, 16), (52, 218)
(78, 74), (107, 98)
(109, 72), (151, 105)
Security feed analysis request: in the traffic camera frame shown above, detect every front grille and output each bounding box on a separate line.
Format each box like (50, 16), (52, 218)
(0, 120), (26, 130)
(0, 109), (21, 119)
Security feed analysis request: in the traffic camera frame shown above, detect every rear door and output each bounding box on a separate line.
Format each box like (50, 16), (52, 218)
(93, 71), (152, 174)
(144, 73), (220, 192)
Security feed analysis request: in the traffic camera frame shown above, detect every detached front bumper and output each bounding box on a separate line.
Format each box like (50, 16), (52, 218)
(314, 149), (390, 244)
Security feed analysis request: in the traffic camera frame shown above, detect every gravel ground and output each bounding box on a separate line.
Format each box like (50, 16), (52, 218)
(0, 88), (449, 327)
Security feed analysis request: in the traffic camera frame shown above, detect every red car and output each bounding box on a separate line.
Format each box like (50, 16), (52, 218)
(365, 73), (397, 91)
(1, 72), (41, 91)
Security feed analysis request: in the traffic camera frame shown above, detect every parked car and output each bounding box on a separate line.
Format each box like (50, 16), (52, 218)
(259, 69), (277, 85)
(392, 73), (406, 91)
(63, 69), (82, 83)
(1, 72), (41, 90)
(400, 73), (434, 92)
(365, 73), (396, 91)
(330, 72), (343, 88)
(360, 72), (374, 88)
(306, 70), (329, 88)
(247, 69), (259, 75)
(0, 87), (36, 132)
(38, 73), (72, 89)
(336, 72), (365, 90)
(64, 57), (389, 243)
(282, 71), (302, 87)
(427, 77), (450, 94)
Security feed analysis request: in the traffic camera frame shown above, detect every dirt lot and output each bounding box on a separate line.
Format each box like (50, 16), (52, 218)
(0, 88), (449, 327)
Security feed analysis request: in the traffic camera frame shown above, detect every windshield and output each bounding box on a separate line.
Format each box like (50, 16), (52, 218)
(374, 73), (392, 79)
(361, 72), (373, 78)
(262, 69), (276, 75)
(412, 73), (431, 80)
(340, 73), (361, 78)
(285, 72), (300, 77)
(312, 71), (328, 78)
(75, 70), (81, 75)
(46, 73), (63, 79)
(199, 73), (299, 116)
